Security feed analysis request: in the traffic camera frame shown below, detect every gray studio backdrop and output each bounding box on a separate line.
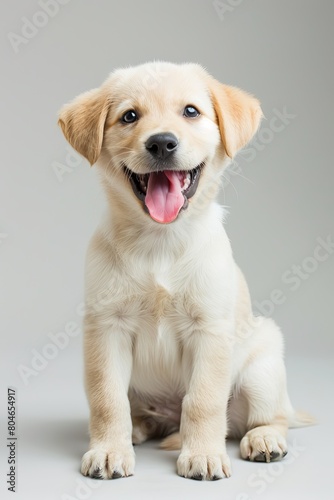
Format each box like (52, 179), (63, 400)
(1, 1), (333, 499)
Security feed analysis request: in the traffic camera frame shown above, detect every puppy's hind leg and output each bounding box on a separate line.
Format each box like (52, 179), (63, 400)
(132, 416), (158, 445)
(238, 318), (294, 463)
(130, 393), (181, 446)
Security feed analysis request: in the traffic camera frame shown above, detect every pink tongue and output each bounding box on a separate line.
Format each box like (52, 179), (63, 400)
(145, 170), (185, 223)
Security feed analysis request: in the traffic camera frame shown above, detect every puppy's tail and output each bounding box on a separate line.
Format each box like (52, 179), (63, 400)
(160, 432), (181, 451)
(288, 410), (317, 428)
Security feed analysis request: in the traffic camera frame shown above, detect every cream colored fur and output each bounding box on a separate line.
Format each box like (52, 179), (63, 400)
(58, 62), (312, 481)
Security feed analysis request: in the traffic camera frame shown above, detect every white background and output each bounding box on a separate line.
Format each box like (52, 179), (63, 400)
(1, 1), (333, 499)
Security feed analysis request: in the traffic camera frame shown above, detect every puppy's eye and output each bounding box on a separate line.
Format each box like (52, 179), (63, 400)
(121, 110), (138, 124)
(183, 105), (200, 118)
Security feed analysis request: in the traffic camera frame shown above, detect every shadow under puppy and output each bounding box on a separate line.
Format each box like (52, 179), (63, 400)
(58, 62), (313, 481)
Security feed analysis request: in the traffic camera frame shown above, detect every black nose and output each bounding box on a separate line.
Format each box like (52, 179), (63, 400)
(145, 133), (179, 160)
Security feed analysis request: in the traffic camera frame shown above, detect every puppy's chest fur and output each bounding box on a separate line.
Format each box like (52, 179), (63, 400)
(88, 220), (235, 400)
(123, 252), (232, 399)
(130, 261), (191, 398)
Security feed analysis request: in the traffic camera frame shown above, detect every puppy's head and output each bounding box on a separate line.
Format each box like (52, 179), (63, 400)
(59, 62), (262, 224)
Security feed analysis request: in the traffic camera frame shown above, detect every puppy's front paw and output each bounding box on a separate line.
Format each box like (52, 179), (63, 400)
(240, 426), (287, 463)
(177, 451), (231, 481)
(81, 446), (135, 479)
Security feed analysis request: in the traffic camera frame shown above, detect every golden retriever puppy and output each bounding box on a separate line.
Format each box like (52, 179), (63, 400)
(58, 62), (312, 481)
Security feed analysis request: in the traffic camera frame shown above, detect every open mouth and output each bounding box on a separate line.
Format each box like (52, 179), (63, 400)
(123, 163), (204, 224)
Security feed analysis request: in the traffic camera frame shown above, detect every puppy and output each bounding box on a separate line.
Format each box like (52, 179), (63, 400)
(58, 62), (312, 481)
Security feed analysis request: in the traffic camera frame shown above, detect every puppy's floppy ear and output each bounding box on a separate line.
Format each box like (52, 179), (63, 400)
(208, 78), (263, 158)
(58, 87), (110, 165)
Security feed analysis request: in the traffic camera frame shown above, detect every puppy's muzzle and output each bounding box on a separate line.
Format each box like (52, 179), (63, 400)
(145, 133), (179, 160)
(123, 133), (204, 225)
